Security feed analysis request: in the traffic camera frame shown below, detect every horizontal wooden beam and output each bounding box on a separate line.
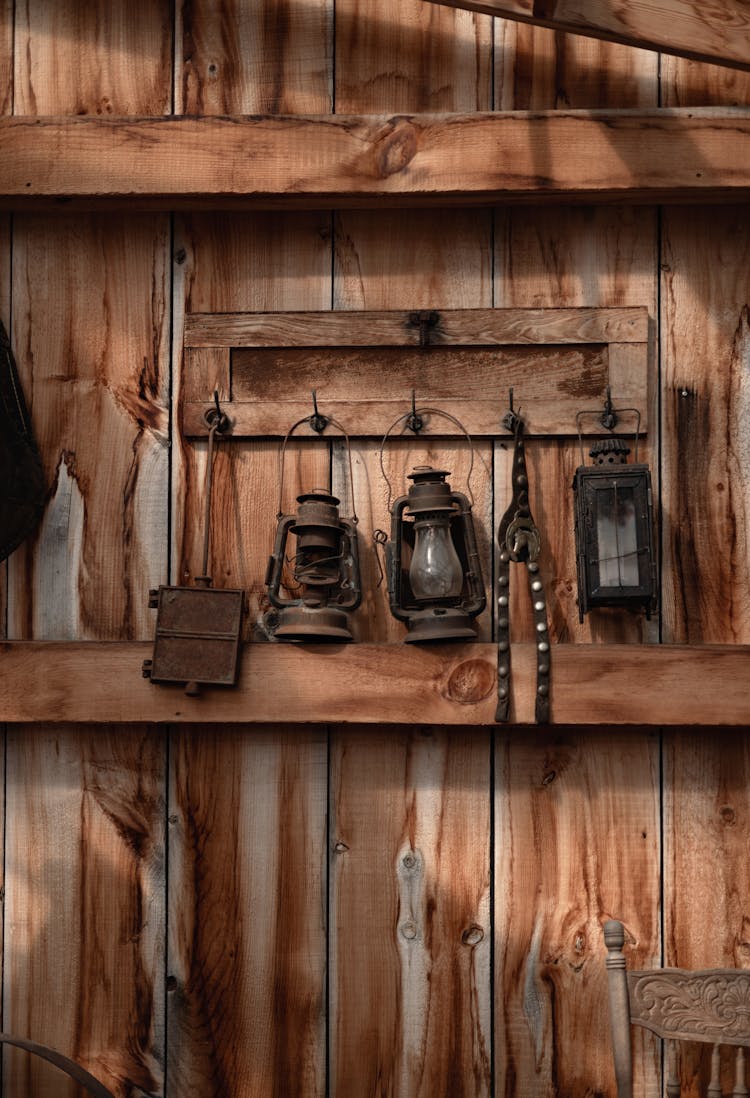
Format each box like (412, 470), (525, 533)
(420, 0), (750, 72)
(1, 111), (750, 208)
(1, 642), (748, 726)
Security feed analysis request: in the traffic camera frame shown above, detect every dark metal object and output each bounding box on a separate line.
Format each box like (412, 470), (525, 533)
(0, 320), (45, 561)
(409, 309), (439, 347)
(496, 398), (550, 723)
(0, 1034), (115, 1098)
(265, 410), (361, 642)
(573, 404), (656, 622)
(386, 467), (485, 643)
(144, 399), (244, 692)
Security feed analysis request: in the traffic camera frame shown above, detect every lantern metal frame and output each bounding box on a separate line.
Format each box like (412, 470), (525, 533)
(573, 403), (657, 622)
(265, 406), (362, 642)
(379, 407), (486, 643)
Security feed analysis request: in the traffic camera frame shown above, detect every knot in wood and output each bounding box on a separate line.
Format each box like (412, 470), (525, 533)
(374, 122), (417, 179)
(461, 925), (484, 947)
(444, 658), (495, 705)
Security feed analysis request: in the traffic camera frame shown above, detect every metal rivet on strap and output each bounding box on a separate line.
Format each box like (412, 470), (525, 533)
(538, 641), (550, 652)
(536, 621), (547, 632)
(534, 600), (545, 612)
(498, 595), (509, 607)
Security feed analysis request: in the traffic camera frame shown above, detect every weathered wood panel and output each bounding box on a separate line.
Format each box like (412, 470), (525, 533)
(331, 2), (492, 1094)
(4, 109), (750, 208)
(661, 55), (750, 1098)
(168, 4), (332, 1096)
(426, 0), (750, 71)
(5, 642), (750, 727)
(4, 6), (171, 1098)
(496, 731), (661, 1098)
(331, 728), (491, 1096)
(493, 24), (661, 1098)
(168, 726), (327, 1098)
(4, 727), (165, 1098)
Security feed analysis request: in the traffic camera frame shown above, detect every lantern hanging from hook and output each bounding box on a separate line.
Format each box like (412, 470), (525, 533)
(378, 405), (485, 643)
(572, 398), (657, 622)
(265, 406), (362, 642)
(143, 393), (245, 693)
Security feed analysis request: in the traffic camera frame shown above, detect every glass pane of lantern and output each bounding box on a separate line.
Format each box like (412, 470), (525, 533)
(595, 485), (639, 588)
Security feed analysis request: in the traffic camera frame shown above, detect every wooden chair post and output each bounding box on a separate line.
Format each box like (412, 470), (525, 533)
(604, 919), (633, 1098)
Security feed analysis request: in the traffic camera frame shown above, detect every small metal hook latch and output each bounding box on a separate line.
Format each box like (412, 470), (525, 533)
(406, 390), (424, 434)
(409, 310), (439, 348)
(310, 390), (329, 434)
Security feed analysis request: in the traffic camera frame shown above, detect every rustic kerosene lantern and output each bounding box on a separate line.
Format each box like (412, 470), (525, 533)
(143, 397), (245, 693)
(380, 409), (485, 643)
(573, 401), (657, 622)
(265, 408), (361, 642)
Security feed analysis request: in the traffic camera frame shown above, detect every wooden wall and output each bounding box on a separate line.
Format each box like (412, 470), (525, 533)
(1, 3), (749, 1096)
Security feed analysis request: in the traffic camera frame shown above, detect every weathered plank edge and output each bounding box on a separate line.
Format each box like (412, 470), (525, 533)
(2, 642), (749, 726)
(419, 0), (750, 72)
(2, 111), (750, 208)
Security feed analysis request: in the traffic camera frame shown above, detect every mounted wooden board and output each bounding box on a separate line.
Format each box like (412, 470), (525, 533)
(182, 306), (649, 438)
(3, 641), (750, 726)
(420, 0), (750, 72)
(2, 109), (750, 208)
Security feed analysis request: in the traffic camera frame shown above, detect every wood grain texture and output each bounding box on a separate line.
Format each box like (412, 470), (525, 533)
(3, 727), (165, 1098)
(13, 1), (172, 115)
(661, 208), (750, 645)
(493, 28), (661, 1098)
(5, 8), (172, 1098)
(168, 726), (327, 1098)
(7, 215), (170, 642)
(168, 6), (333, 1095)
(3, 110), (750, 207)
(331, 4), (494, 1093)
(663, 730), (750, 1094)
(330, 727), (491, 1096)
(177, 0), (332, 115)
(424, 0), (750, 70)
(495, 731), (661, 1097)
(5, 642), (750, 726)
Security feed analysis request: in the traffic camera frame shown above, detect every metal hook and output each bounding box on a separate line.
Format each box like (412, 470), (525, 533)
(203, 389), (230, 435)
(502, 387), (521, 434)
(409, 310), (439, 348)
(310, 390), (329, 434)
(600, 386), (618, 431)
(406, 390), (424, 434)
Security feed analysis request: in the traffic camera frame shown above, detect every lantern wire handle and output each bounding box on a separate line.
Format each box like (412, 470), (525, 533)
(575, 405), (642, 465)
(378, 406), (476, 513)
(277, 409), (358, 524)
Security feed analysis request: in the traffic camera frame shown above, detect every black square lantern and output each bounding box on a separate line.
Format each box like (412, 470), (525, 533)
(573, 435), (657, 622)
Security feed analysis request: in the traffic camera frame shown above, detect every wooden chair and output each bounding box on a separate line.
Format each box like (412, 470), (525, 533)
(604, 919), (750, 1097)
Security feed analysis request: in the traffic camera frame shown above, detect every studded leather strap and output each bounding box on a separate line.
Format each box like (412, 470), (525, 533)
(495, 418), (551, 724)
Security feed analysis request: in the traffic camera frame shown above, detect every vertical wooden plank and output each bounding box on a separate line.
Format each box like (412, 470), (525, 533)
(4, 728), (166, 1098)
(168, 4), (332, 1097)
(5, 5), (171, 1097)
(0, 0), (11, 637)
(331, 3), (493, 1095)
(331, 728), (491, 1097)
(493, 28), (661, 1098)
(496, 731), (661, 1098)
(661, 42), (750, 1093)
(169, 727), (327, 1098)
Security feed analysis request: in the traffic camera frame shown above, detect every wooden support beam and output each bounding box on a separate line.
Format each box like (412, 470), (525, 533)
(1, 110), (750, 208)
(419, 0), (750, 72)
(1, 642), (749, 726)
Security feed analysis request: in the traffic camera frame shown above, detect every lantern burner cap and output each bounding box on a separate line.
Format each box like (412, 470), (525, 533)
(407, 466), (451, 484)
(296, 488), (341, 506)
(589, 437), (630, 465)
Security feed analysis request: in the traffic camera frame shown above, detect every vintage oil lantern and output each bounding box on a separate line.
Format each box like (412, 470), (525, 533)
(386, 464), (485, 642)
(573, 401), (657, 622)
(144, 397), (245, 693)
(265, 406), (361, 642)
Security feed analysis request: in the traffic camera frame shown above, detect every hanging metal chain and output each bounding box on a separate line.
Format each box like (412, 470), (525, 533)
(495, 406), (550, 724)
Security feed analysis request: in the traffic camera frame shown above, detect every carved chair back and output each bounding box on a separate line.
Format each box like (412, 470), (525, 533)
(604, 919), (750, 1097)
